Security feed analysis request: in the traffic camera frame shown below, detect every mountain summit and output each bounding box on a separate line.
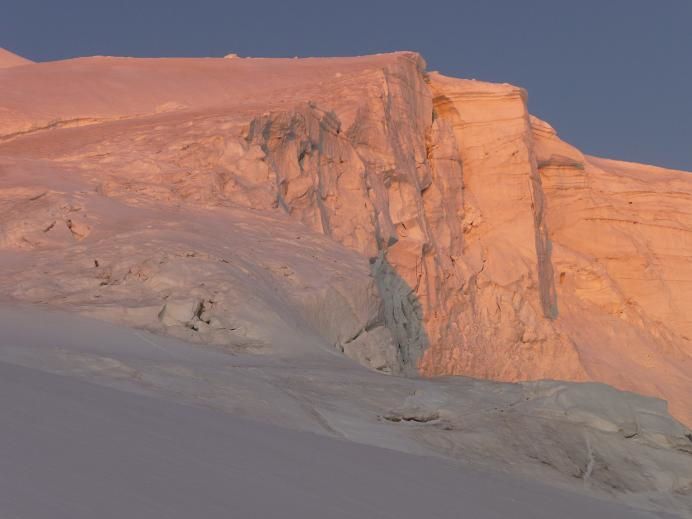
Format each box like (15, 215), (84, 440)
(0, 51), (690, 425)
(1, 50), (691, 516)
(0, 47), (34, 69)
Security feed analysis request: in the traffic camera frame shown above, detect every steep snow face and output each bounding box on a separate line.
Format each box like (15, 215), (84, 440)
(0, 51), (691, 426)
(419, 73), (579, 383)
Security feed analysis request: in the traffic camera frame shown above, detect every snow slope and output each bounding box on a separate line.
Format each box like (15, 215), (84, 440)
(3, 359), (670, 519)
(1, 305), (690, 517)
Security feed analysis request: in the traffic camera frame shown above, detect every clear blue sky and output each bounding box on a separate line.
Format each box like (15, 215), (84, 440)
(2, 0), (691, 170)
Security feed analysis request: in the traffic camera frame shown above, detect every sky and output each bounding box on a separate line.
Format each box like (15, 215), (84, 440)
(2, 0), (691, 170)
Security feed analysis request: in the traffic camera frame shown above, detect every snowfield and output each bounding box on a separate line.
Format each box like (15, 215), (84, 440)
(0, 305), (687, 518)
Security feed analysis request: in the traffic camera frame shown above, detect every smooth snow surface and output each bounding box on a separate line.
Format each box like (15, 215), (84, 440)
(0, 306), (678, 518)
(0, 361), (662, 519)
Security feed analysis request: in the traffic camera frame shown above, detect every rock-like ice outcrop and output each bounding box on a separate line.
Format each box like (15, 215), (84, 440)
(0, 51), (690, 429)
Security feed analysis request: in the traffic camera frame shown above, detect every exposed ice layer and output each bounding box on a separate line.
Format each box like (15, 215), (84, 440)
(0, 51), (691, 428)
